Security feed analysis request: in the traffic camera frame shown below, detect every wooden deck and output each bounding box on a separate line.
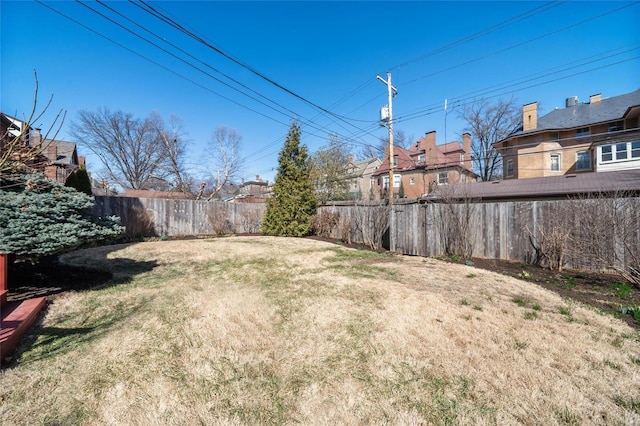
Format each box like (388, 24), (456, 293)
(1, 297), (46, 362)
(1, 254), (46, 364)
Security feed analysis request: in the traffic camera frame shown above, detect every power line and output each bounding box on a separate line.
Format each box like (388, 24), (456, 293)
(401, 1), (640, 88)
(387, 0), (565, 72)
(133, 0), (375, 131)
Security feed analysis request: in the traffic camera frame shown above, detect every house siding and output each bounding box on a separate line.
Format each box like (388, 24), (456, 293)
(497, 89), (640, 179)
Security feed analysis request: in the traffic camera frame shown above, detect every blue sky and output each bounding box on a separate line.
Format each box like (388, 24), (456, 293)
(2, 1), (639, 184)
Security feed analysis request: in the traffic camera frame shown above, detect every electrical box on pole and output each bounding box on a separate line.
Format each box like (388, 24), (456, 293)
(376, 72), (397, 205)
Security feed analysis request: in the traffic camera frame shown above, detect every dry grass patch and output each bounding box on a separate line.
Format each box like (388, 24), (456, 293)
(1, 236), (639, 425)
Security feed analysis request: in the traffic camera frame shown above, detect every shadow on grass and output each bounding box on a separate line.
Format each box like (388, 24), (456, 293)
(3, 243), (160, 367)
(8, 293), (152, 366)
(7, 243), (159, 302)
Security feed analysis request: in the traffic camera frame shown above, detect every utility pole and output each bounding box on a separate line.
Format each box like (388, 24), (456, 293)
(377, 72), (397, 205)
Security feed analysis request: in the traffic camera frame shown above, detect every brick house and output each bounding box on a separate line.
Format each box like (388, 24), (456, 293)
(494, 89), (640, 179)
(372, 131), (476, 199)
(239, 175), (271, 198)
(1, 112), (83, 184)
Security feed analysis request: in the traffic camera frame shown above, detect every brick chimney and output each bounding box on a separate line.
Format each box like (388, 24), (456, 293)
(32, 128), (42, 147)
(522, 102), (537, 131)
(462, 132), (472, 170)
(418, 131), (437, 165)
(589, 93), (602, 104)
(46, 140), (57, 161)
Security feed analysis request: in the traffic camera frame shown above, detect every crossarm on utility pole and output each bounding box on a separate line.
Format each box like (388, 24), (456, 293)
(377, 72), (397, 206)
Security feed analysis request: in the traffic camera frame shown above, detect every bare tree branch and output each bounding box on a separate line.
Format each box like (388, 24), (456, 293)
(459, 98), (520, 181)
(204, 126), (243, 200)
(71, 108), (173, 190)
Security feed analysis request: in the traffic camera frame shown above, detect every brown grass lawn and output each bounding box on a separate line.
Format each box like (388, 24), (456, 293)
(1, 236), (639, 425)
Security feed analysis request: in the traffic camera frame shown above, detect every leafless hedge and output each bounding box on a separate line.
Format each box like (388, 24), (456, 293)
(524, 193), (639, 286)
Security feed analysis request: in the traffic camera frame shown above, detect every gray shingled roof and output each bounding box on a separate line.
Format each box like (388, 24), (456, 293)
(516, 88), (640, 136)
(422, 170), (640, 201)
(42, 139), (78, 166)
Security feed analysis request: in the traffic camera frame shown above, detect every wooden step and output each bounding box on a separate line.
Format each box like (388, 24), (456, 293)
(1, 297), (46, 363)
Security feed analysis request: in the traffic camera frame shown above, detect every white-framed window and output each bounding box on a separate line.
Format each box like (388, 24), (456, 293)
(417, 153), (425, 163)
(459, 153), (464, 164)
(615, 143), (628, 160)
(382, 176), (389, 188)
(393, 174), (401, 188)
(550, 153), (561, 171)
(506, 160), (514, 177)
(576, 127), (590, 138)
(409, 177), (415, 185)
(576, 150), (591, 171)
(392, 155), (398, 166)
(599, 141), (640, 163)
(438, 172), (448, 185)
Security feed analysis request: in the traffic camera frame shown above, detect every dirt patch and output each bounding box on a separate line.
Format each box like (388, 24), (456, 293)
(465, 256), (640, 330)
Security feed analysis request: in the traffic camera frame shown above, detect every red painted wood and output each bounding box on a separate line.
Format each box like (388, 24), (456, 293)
(0, 254), (7, 294)
(1, 297), (46, 362)
(0, 290), (7, 306)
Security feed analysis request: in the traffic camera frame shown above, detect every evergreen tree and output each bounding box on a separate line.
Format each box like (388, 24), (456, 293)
(398, 179), (405, 198)
(262, 122), (317, 237)
(0, 170), (124, 257)
(65, 165), (93, 195)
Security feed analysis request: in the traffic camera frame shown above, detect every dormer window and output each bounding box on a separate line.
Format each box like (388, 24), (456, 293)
(608, 121), (623, 132)
(417, 154), (425, 163)
(576, 127), (590, 138)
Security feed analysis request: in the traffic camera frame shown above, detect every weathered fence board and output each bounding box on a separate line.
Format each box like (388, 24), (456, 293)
(93, 196), (265, 237)
(319, 197), (640, 271)
(94, 195), (639, 272)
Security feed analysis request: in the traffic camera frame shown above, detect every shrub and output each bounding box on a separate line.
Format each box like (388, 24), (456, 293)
(125, 205), (156, 239)
(312, 210), (340, 238)
(208, 204), (234, 237)
(0, 171), (123, 257)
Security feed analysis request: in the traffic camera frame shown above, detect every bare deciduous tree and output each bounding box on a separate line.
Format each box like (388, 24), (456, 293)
(459, 98), (520, 181)
(353, 202), (389, 250)
(72, 108), (173, 190)
(204, 126), (243, 200)
(148, 112), (190, 194)
(430, 184), (477, 259)
(310, 134), (352, 203)
(524, 193), (640, 287)
(358, 129), (412, 160)
(525, 205), (573, 271)
(570, 193), (640, 287)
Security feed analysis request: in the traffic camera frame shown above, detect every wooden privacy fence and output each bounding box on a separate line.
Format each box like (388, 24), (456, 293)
(93, 195), (639, 272)
(93, 196), (266, 237)
(320, 197), (640, 272)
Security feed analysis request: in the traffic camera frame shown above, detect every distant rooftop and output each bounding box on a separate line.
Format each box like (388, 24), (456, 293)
(512, 88), (640, 137)
(422, 169), (640, 202)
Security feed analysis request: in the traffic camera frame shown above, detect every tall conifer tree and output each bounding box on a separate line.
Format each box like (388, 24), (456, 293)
(262, 122), (317, 236)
